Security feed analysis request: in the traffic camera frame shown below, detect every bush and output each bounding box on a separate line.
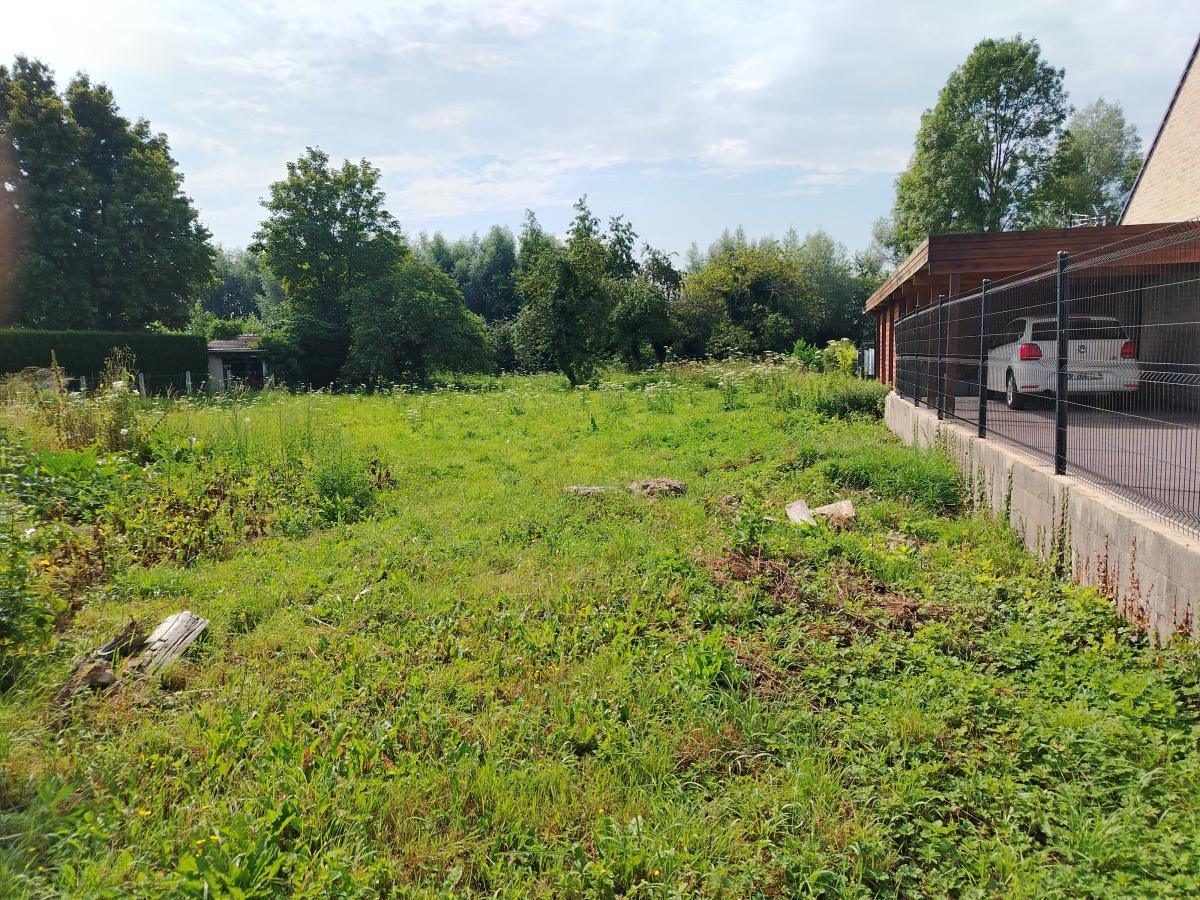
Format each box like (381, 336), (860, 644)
(808, 377), (889, 420)
(0, 329), (206, 384)
(821, 338), (859, 375)
(1, 351), (151, 453)
(792, 339), (823, 371)
(258, 315), (350, 388)
(488, 318), (519, 372)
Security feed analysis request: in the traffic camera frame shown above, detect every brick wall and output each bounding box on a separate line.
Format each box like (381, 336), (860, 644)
(1124, 51), (1200, 224)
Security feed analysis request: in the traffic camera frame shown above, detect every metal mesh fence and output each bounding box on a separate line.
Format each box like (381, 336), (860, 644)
(894, 221), (1200, 537)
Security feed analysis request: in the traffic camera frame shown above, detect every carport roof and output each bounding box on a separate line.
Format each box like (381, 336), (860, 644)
(865, 224), (1174, 314)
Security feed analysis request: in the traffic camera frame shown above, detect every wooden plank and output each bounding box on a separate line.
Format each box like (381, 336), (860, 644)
(128, 611), (209, 676)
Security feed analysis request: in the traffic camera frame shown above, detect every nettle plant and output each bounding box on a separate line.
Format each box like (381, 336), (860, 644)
(0, 516), (53, 687)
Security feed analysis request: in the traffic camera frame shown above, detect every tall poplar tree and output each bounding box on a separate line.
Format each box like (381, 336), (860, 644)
(0, 56), (213, 328)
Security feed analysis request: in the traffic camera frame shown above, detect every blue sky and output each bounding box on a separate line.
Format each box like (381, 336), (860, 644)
(5, 1), (1198, 257)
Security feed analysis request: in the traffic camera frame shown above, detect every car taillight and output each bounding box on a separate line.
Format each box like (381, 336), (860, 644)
(1018, 343), (1042, 361)
(1120, 340), (1135, 360)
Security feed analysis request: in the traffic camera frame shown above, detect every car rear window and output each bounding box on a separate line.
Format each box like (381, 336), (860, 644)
(1030, 319), (1127, 341)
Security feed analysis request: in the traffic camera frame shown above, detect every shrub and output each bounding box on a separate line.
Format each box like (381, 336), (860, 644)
(809, 377), (889, 420)
(0, 329), (206, 385)
(792, 338), (823, 371)
(821, 338), (859, 375)
(488, 318), (520, 372)
(1, 351), (153, 453)
(258, 315), (349, 388)
(307, 441), (379, 525)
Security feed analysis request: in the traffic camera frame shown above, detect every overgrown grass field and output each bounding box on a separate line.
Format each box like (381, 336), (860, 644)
(2, 363), (1200, 897)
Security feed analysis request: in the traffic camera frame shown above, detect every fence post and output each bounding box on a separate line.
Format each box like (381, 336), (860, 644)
(79, 375), (88, 396)
(936, 294), (946, 420)
(137, 372), (147, 396)
(1055, 251), (1069, 476)
(977, 279), (990, 439)
(185, 370), (193, 396)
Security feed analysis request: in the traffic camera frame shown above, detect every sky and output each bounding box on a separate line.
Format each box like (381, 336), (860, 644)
(4, 1), (1198, 258)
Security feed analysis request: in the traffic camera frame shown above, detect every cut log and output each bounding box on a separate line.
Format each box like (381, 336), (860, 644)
(54, 620), (146, 703)
(127, 611), (209, 676)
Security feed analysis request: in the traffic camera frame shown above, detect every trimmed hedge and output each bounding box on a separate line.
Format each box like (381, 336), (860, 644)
(0, 329), (207, 386)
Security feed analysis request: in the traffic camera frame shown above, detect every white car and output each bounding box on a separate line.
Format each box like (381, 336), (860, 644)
(987, 315), (1140, 410)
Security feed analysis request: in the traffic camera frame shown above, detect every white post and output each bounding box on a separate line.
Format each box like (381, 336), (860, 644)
(137, 372), (147, 395)
(185, 370), (193, 396)
(79, 375), (88, 395)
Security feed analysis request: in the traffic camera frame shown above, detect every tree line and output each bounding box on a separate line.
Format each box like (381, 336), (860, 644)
(0, 37), (1147, 385)
(242, 148), (881, 385)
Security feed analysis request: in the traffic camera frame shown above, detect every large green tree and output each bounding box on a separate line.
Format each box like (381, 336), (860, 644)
(1033, 99), (1143, 226)
(343, 254), (490, 384)
(676, 232), (819, 357)
(196, 247), (277, 320)
(253, 149), (403, 384)
(418, 225), (519, 322)
(0, 56), (213, 328)
(253, 148), (401, 330)
(512, 200), (614, 385)
(890, 36), (1069, 255)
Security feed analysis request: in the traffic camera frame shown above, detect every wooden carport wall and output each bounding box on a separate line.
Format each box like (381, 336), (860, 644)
(865, 224), (1175, 395)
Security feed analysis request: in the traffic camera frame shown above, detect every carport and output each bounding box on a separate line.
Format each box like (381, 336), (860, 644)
(876, 221), (1200, 536)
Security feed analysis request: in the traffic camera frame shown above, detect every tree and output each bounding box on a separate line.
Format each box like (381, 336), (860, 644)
(512, 199), (613, 385)
(0, 56), (213, 328)
(253, 148), (401, 331)
(197, 247), (269, 320)
(611, 277), (675, 366)
(891, 36), (1069, 255)
(343, 255), (490, 384)
(784, 229), (878, 344)
(1033, 99), (1143, 226)
(678, 235), (818, 357)
(467, 226), (519, 321)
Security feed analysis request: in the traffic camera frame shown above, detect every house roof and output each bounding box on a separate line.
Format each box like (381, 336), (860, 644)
(865, 224), (1174, 314)
(207, 334), (263, 353)
(1120, 33), (1200, 224)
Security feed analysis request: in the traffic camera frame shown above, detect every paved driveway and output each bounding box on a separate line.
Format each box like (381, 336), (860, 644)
(934, 394), (1200, 532)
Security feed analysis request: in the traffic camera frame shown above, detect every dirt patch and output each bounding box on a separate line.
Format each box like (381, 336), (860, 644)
(712, 551), (949, 644)
(674, 723), (759, 775)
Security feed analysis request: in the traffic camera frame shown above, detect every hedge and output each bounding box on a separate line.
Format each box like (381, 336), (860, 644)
(0, 329), (207, 389)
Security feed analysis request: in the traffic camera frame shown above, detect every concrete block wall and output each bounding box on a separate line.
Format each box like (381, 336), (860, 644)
(885, 393), (1199, 643)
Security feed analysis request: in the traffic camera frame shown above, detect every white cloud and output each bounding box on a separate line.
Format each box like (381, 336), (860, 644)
(406, 105), (477, 131)
(3, 0), (1197, 252)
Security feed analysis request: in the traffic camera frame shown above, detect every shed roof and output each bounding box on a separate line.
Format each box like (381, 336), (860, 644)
(207, 334), (263, 353)
(865, 224), (1173, 314)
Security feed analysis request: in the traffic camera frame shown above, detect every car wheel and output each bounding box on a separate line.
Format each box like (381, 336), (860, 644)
(1005, 372), (1025, 410)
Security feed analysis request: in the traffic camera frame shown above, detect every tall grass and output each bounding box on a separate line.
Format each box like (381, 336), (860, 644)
(0, 362), (1196, 897)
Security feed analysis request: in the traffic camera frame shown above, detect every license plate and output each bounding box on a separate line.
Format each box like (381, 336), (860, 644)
(1069, 372), (1101, 380)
